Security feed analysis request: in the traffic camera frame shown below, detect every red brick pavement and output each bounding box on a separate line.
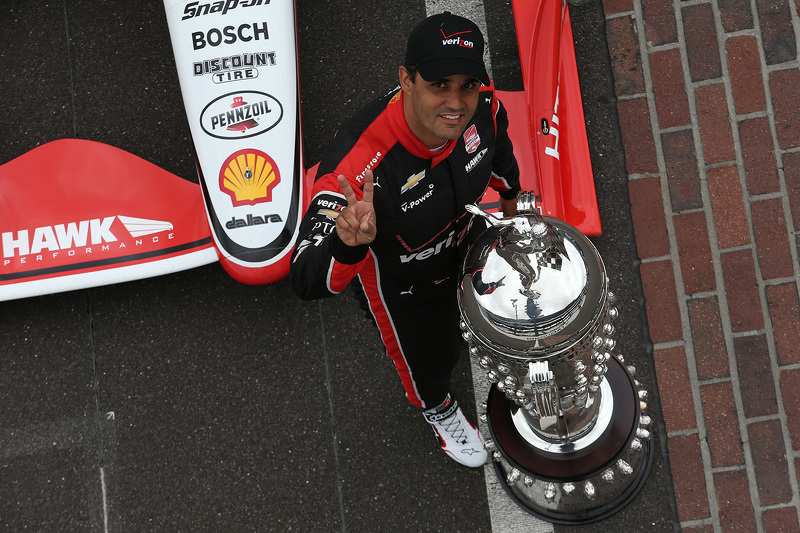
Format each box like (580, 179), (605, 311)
(601, 0), (800, 530)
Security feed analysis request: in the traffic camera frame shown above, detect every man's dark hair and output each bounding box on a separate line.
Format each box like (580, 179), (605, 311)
(404, 65), (419, 82)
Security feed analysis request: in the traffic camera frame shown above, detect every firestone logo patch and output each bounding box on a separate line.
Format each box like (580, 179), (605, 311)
(200, 91), (283, 139)
(219, 149), (281, 206)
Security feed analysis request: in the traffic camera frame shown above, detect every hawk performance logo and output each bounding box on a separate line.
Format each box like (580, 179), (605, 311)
(2, 216), (174, 266)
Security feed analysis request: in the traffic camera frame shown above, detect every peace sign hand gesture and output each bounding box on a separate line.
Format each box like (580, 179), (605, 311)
(336, 170), (377, 247)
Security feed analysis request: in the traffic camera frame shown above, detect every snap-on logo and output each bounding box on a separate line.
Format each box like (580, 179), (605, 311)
(182, 0), (269, 21)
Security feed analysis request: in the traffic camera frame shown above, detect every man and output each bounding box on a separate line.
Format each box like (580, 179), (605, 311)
(290, 12), (520, 468)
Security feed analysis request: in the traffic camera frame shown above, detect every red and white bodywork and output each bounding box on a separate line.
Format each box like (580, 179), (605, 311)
(483, 0), (601, 236)
(0, 140), (217, 301)
(0, 0), (599, 302)
(163, 0), (304, 284)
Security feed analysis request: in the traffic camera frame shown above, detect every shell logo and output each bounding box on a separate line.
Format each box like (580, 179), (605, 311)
(219, 149), (280, 206)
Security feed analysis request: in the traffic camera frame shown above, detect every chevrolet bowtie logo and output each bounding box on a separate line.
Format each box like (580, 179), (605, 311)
(401, 170), (425, 193)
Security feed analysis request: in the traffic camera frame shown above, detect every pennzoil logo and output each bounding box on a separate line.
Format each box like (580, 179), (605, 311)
(200, 91), (283, 139)
(219, 149), (280, 206)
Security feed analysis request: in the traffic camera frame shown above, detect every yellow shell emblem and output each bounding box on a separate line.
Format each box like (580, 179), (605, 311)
(219, 149), (280, 206)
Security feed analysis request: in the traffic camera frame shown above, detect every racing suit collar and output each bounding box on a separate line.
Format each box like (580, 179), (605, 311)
(388, 89), (457, 167)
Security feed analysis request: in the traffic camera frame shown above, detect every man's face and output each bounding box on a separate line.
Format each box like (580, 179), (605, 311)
(400, 67), (481, 149)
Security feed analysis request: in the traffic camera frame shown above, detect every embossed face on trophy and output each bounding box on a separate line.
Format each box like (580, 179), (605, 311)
(459, 197), (653, 524)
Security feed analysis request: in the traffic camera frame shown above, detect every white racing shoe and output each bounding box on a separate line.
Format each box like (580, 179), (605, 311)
(423, 395), (487, 468)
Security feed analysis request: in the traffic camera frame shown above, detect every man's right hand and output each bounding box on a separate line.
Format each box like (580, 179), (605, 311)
(336, 170), (377, 246)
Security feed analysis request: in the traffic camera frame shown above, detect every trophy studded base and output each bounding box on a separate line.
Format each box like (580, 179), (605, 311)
(484, 356), (655, 524)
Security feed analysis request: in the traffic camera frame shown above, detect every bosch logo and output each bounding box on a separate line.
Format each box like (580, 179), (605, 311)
(191, 22), (269, 50)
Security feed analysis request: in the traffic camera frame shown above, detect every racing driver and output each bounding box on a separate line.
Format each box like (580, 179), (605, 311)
(290, 12), (520, 468)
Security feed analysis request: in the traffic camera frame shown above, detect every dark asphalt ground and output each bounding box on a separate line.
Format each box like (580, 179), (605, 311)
(0, 1), (676, 531)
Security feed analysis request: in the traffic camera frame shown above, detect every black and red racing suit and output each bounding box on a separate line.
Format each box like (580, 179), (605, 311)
(290, 84), (520, 408)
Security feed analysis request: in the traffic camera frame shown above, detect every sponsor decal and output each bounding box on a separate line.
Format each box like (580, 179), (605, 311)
(440, 30), (475, 49)
(292, 233), (326, 262)
(182, 0), (269, 20)
(200, 91), (283, 139)
(303, 198), (346, 238)
(400, 170), (425, 194)
(318, 208), (339, 220)
(463, 124), (480, 154)
(399, 230), (455, 263)
(219, 149), (281, 206)
(357, 151), (382, 184)
(396, 217), (474, 263)
(544, 87), (561, 161)
(117, 216), (174, 237)
(316, 198), (345, 212)
(310, 220), (336, 235)
(401, 184), (434, 212)
(193, 51), (276, 84)
(192, 22), (269, 50)
(2, 216), (175, 266)
(225, 212), (282, 229)
(465, 147), (488, 173)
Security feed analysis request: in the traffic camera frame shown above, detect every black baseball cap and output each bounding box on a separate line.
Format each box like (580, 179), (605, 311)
(404, 12), (490, 86)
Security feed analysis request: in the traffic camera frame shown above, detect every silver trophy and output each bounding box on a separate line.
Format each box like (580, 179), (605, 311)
(458, 194), (653, 524)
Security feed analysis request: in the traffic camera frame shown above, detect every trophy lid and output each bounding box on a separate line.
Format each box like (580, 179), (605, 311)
(458, 208), (606, 355)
